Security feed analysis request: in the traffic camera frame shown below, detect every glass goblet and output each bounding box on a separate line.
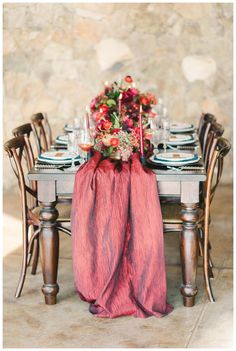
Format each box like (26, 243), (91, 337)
(161, 119), (170, 153)
(77, 129), (94, 163)
(67, 131), (79, 170)
(152, 129), (163, 152)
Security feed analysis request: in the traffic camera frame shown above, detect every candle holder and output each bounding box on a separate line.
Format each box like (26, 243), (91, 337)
(140, 155), (146, 165)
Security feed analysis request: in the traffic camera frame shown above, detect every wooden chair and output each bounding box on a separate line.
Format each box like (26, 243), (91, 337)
(4, 135), (71, 298)
(203, 122), (224, 171)
(198, 113), (217, 157)
(161, 137), (231, 302)
(198, 112), (214, 135)
(31, 113), (52, 155)
(12, 123), (38, 163)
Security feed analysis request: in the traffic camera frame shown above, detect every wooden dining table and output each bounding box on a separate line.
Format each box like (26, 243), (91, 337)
(28, 138), (206, 308)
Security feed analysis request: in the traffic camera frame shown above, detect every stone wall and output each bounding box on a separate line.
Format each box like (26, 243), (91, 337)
(3, 3), (233, 190)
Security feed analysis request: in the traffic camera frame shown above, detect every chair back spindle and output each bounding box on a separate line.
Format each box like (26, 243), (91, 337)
(31, 113), (51, 154)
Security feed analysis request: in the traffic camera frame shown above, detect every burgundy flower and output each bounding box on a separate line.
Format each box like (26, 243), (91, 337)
(126, 119), (134, 128)
(112, 128), (121, 134)
(122, 88), (137, 103)
(129, 88), (139, 96)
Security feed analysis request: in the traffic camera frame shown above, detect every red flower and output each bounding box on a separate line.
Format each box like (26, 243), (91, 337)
(100, 104), (109, 114)
(110, 138), (120, 147)
(147, 93), (157, 105)
(140, 95), (150, 106)
(112, 128), (121, 134)
(132, 103), (139, 110)
(133, 126), (140, 135)
(125, 75), (133, 83)
(126, 119), (133, 128)
(93, 111), (102, 121)
(103, 120), (112, 130)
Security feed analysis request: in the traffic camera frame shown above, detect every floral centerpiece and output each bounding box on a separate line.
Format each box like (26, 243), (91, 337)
(90, 76), (157, 161)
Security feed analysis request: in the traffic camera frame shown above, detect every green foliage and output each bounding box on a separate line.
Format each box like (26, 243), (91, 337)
(106, 99), (117, 107)
(103, 146), (114, 156)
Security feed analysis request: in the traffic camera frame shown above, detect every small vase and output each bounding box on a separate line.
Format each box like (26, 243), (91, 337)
(110, 150), (121, 160)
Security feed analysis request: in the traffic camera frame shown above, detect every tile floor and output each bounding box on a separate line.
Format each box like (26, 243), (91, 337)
(3, 185), (233, 348)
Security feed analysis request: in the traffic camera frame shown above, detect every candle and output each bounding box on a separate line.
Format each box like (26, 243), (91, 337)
(139, 104), (144, 157)
(104, 81), (109, 87)
(118, 93), (122, 116)
(86, 105), (90, 129)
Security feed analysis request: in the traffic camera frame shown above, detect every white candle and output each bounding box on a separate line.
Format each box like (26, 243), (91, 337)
(118, 93), (123, 116)
(139, 105), (144, 157)
(86, 105), (90, 129)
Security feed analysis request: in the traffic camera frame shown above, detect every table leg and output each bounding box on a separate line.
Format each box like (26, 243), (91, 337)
(39, 201), (59, 305)
(180, 203), (198, 307)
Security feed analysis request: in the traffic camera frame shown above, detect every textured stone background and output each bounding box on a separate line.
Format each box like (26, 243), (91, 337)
(3, 3), (233, 190)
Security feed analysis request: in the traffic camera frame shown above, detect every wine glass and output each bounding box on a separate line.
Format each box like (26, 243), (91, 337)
(67, 131), (79, 170)
(160, 108), (170, 153)
(156, 97), (164, 119)
(151, 129), (163, 153)
(73, 118), (81, 131)
(77, 128), (94, 163)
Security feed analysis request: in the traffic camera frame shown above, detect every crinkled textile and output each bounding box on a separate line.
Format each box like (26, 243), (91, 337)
(71, 152), (173, 318)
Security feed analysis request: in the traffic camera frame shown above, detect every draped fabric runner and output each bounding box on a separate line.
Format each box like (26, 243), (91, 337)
(71, 152), (173, 318)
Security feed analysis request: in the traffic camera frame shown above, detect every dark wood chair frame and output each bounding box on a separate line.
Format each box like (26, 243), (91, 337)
(198, 113), (217, 157)
(163, 137), (231, 302)
(4, 135), (71, 298)
(31, 113), (52, 155)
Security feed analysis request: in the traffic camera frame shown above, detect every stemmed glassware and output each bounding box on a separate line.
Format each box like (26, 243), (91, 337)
(149, 100), (171, 153)
(73, 118), (81, 131)
(77, 128), (94, 163)
(160, 107), (170, 153)
(67, 131), (79, 170)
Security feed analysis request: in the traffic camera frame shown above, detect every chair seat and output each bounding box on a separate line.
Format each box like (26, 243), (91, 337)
(161, 203), (203, 225)
(32, 202), (71, 222)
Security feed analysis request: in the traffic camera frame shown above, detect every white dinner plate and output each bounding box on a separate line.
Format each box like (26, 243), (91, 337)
(170, 122), (194, 133)
(154, 151), (195, 162)
(167, 134), (197, 145)
(55, 135), (69, 145)
(39, 150), (76, 161)
(37, 156), (80, 165)
(38, 151), (80, 165)
(149, 154), (200, 166)
(64, 124), (73, 132)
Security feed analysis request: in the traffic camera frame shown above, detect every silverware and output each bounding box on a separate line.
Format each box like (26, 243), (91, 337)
(50, 145), (67, 150)
(177, 145), (199, 151)
(35, 163), (65, 169)
(167, 165), (205, 171)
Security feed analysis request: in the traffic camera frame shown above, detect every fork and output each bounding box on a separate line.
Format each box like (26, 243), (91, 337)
(167, 165), (204, 171)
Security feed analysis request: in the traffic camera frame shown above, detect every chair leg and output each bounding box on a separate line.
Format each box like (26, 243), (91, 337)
(198, 228), (203, 257)
(27, 226), (35, 266)
(203, 230), (215, 302)
(31, 237), (39, 275)
(15, 223), (29, 298)
(208, 240), (212, 250)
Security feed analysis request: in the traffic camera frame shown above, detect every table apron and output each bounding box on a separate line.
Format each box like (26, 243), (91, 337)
(37, 179), (199, 204)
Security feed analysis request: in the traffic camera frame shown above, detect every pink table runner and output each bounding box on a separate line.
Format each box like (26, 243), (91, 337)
(71, 152), (173, 318)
